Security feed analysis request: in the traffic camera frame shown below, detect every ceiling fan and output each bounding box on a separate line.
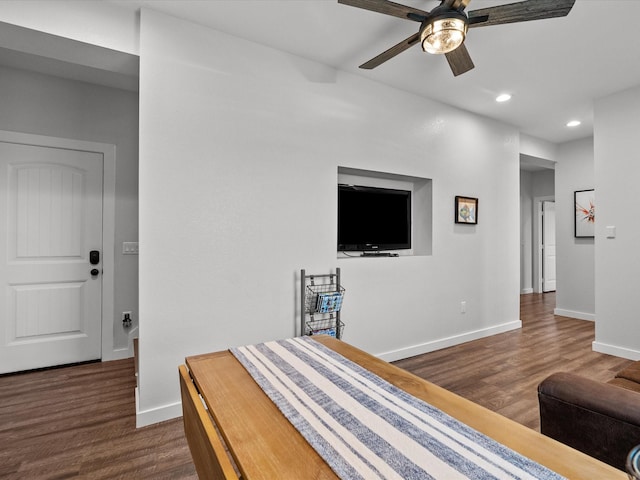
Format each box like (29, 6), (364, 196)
(338, 0), (576, 76)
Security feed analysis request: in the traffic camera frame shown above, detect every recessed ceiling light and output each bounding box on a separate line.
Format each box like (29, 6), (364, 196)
(566, 120), (581, 127)
(495, 93), (512, 103)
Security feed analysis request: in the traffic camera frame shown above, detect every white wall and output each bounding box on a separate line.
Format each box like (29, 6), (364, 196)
(137, 9), (521, 425)
(593, 85), (640, 359)
(0, 65), (139, 355)
(532, 170), (555, 198)
(520, 134), (557, 162)
(554, 137), (595, 320)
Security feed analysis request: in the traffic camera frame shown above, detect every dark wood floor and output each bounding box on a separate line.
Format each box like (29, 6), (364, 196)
(0, 293), (631, 478)
(395, 292), (633, 430)
(0, 358), (197, 479)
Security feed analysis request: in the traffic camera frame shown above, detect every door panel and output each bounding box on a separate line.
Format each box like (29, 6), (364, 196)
(10, 282), (83, 339)
(13, 164), (84, 258)
(0, 141), (103, 373)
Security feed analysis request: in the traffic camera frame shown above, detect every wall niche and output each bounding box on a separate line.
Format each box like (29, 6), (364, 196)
(337, 166), (432, 257)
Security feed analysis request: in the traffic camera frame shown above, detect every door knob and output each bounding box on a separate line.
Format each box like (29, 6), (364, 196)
(90, 269), (100, 276)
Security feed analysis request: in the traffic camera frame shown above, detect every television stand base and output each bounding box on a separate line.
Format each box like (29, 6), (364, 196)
(360, 252), (398, 257)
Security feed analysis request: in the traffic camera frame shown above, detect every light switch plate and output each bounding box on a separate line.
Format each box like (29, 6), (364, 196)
(123, 242), (139, 254)
(605, 226), (616, 239)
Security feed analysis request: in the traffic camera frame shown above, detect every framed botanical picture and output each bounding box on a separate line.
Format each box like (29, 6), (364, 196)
(574, 189), (595, 238)
(455, 196), (478, 224)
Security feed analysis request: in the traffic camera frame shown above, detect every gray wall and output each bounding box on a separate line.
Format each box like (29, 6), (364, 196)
(594, 85), (640, 359)
(555, 137), (595, 320)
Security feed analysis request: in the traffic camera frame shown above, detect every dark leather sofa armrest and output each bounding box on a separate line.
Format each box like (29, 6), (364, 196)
(538, 372), (640, 471)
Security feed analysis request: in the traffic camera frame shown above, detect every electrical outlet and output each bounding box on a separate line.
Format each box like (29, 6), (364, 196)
(122, 311), (132, 321)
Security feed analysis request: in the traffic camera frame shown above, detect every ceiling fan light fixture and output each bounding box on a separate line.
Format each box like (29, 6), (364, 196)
(421, 16), (467, 55)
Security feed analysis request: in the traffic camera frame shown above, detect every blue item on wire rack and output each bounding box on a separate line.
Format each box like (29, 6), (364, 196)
(316, 291), (344, 313)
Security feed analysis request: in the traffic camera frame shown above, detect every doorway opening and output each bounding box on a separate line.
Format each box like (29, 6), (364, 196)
(520, 155), (556, 302)
(0, 130), (116, 373)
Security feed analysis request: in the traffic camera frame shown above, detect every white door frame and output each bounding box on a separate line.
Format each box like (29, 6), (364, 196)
(533, 195), (555, 293)
(0, 130), (118, 361)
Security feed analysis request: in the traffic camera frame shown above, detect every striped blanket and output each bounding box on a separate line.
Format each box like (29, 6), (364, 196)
(230, 337), (565, 480)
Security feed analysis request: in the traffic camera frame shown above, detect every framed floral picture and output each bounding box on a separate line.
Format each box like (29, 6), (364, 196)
(574, 189), (595, 238)
(455, 196), (478, 225)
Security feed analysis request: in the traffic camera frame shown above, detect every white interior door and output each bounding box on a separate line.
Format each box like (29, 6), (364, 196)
(0, 141), (103, 373)
(542, 200), (556, 292)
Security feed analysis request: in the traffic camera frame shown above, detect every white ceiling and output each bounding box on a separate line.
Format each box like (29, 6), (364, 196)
(105, 0), (640, 145)
(3, 1), (640, 146)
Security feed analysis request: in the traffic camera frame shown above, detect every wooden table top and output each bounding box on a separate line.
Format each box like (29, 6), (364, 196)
(185, 336), (626, 479)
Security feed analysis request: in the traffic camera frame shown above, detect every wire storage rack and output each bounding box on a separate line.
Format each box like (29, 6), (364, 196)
(300, 268), (344, 339)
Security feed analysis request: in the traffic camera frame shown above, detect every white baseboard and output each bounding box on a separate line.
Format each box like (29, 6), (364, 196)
(132, 321), (523, 426)
(103, 347), (133, 361)
(521, 288), (534, 294)
(377, 320), (523, 362)
(135, 387), (183, 428)
(592, 341), (640, 361)
(553, 308), (595, 321)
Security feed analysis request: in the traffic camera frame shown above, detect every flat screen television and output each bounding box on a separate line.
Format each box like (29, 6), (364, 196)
(338, 184), (411, 252)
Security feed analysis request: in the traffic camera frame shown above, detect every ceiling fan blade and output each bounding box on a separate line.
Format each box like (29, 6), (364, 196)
(359, 32), (421, 69)
(445, 43), (475, 76)
(468, 0), (575, 28)
(338, 0), (429, 22)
